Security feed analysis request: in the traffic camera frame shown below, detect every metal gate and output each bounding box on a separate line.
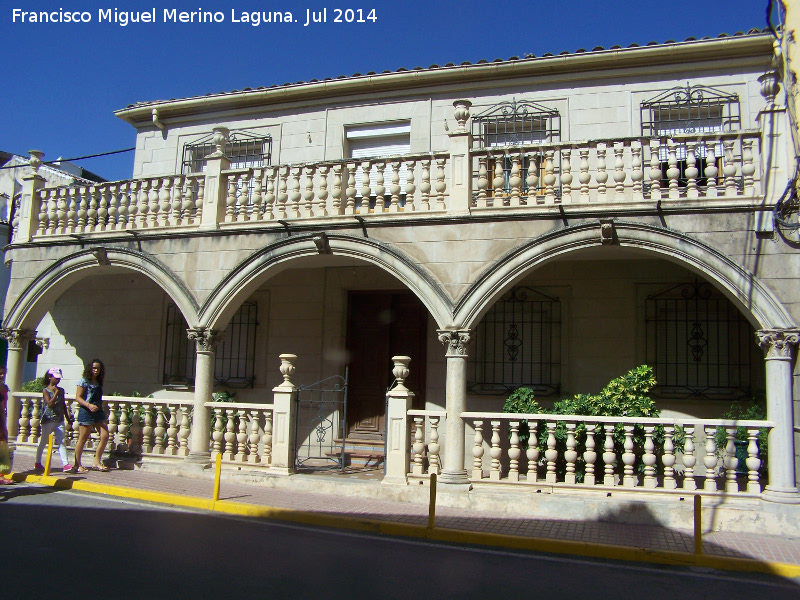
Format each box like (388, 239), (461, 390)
(294, 368), (348, 471)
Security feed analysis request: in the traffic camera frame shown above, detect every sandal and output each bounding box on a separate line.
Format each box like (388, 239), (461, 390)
(74, 466), (89, 474)
(93, 464), (110, 472)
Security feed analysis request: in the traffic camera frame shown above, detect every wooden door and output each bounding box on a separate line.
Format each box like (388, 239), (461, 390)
(346, 291), (427, 439)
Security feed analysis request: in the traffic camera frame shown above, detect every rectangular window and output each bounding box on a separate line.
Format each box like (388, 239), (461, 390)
(163, 302), (258, 389)
(469, 286), (561, 395)
(182, 132), (272, 174)
(346, 122), (411, 205)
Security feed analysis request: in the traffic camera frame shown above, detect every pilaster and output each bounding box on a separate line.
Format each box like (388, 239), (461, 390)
(270, 354), (298, 475)
(199, 127), (231, 230)
(447, 100), (473, 215)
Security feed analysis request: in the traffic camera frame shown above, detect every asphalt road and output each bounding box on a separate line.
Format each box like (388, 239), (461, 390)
(1, 482), (798, 600)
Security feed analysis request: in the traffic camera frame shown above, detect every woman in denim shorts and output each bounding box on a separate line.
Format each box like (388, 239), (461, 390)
(73, 359), (110, 473)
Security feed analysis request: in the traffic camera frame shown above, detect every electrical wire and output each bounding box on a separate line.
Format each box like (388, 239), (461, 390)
(0, 147), (135, 170)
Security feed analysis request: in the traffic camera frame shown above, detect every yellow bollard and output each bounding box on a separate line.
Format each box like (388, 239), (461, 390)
(427, 472), (437, 529)
(694, 494), (703, 555)
(212, 452), (222, 502)
(43, 433), (55, 476)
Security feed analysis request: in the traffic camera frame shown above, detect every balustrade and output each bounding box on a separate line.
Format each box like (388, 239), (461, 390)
(205, 401), (275, 465)
(461, 412), (772, 497)
(406, 410), (445, 477)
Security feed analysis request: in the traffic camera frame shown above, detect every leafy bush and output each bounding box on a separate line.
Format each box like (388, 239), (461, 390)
(502, 387), (541, 449)
(21, 376), (46, 392)
(714, 400), (768, 464)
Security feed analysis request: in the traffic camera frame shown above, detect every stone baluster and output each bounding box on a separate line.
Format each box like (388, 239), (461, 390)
(666, 140), (680, 199)
(489, 420), (502, 480)
(722, 140), (738, 196)
(141, 404), (154, 453)
(526, 421), (539, 482)
(745, 427), (762, 494)
(545, 421), (558, 484)
(564, 422), (578, 484)
(373, 162), (386, 212)
(643, 425), (657, 488)
(56, 188), (69, 234)
(117, 402), (130, 452)
(247, 409), (261, 463)
(663, 425), (677, 489)
(262, 167), (276, 220)
(275, 166), (289, 219)
(331, 165), (343, 215)
(236, 409), (249, 462)
(148, 179), (161, 227)
(435, 158), (447, 210)
(603, 425), (617, 485)
(97, 184), (110, 231)
(158, 177), (171, 226)
(595, 144), (608, 203)
(359, 161), (372, 215)
(225, 174), (238, 222)
(472, 420), (485, 480)
(388, 160), (401, 213)
(223, 408), (236, 460)
(166, 405), (179, 456)
(37, 188), (50, 235)
(188, 175), (201, 223)
(685, 142), (699, 199)
(316, 165), (329, 217)
(578, 148), (590, 203)
(584, 423), (597, 485)
(648, 140), (662, 200)
(723, 427), (739, 493)
(239, 171), (252, 222)
(29, 397), (41, 444)
(419, 160), (431, 211)
(527, 152), (540, 205)
(262, 410), (273, 465)
(302, 166), (315, 217)
(543, 150), (556, 204)
(704, 143), (718, 197)
(46, 188), (58, 234)
(345, 163), (357, 215)
(17, 398), (30, 443)
(703, 425), (718, 491)
(492, 154), (505, 206)
(178, 406), (191, 457)
(64, 401), (76, 446)
(66, 187), (79, 232)
(509, 154), (522, 207)
(412, 416), (425, 475)
(560, 148), (573, 204)
(136, 179), (149, 228)
(153, 405), (166, 454)
(682, 426), (697, 490)
(171, 175), (183, 225)
(107, 401), (118, 450)
(741, 139), (756, 196)
(622, 425), (636, 487)
(631, 143), (643, 200)
(404, 160), (416, 212)
(613, 142), (626, 201)
(130, 404), (142, 454)
(428, 416), (441, 475)
(508, 421), (520, 482)
(211, 407), (224, 455)
(76, 185), (90, 231)
(476, 156), (488, 208)
(124, 181), (137, 229)
(110, 183), (123, 230)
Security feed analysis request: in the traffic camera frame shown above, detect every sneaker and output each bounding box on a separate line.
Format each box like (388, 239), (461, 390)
(34, 463), (44, 471)
(63, 464), (74, 472)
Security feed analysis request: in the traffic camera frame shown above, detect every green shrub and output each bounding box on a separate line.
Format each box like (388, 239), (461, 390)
(21, 376), (46, 392)
(714, 400), (768, 464)
(502, 387), (541, 449)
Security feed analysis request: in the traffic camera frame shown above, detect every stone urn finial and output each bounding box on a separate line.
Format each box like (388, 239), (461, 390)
(211, 126), (230, 155)
(391, 356), (411, 391)
(452, 100), (472, 133)
(28, 150), (44, 173)
(758, 71), (780, 107)
(278, 353), (297, 388)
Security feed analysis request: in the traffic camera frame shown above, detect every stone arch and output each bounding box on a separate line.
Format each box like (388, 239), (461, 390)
(199, 233), (453, 330)
(3, 247), (199, 331)
(454, 221), (795, 331)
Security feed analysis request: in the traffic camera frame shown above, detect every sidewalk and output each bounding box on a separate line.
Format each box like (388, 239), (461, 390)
(6, 451), (800, 576)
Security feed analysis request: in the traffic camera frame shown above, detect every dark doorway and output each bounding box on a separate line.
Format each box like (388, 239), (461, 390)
(345, 291), (427, 439)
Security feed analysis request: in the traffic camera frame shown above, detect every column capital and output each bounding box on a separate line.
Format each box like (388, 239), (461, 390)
(187, 327), (225, 352)
(437, 329), (471, 357)
(756, 328), (800, 360)
(0, 328), (37, 349)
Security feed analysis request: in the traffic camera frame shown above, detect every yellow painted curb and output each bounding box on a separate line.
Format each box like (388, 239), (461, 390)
(10, 471), (800, 579)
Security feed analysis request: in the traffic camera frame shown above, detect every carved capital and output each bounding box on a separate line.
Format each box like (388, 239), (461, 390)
(437, 329), (471, 357)
(757, 328), (800, 360)
(0, 328), (37, 349)
(187, 328), (225, 352)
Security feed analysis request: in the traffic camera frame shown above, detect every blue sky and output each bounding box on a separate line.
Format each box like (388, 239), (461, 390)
(2, 0), (775, 181)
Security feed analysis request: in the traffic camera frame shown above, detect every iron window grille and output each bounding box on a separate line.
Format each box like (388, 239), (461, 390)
(472, 99), (560, 199)
(641, 84), (741, 189)
(645, 281), (755, 400)
(469, 286), (561, 395)
(181, 131), (272, 174)
(163, 301), (258, 389)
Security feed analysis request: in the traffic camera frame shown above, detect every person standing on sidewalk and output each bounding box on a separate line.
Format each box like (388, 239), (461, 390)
(34, 368), (73, 473)
(73, 359), (110, 473)
(0, 366), (13, 485)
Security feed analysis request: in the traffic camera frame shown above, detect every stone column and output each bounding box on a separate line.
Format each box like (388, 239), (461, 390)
(757, 328), (800, 503)
(0, 328), (35, 440)
(16, 151), (46, 242)
(183, 327), (224, 469)
(383, 356), (415, 485)
(270, 354), (298, 475)
(447, 100), (473, 215)
(199, 127), (231, 230)
(437, 329), (471, 489)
